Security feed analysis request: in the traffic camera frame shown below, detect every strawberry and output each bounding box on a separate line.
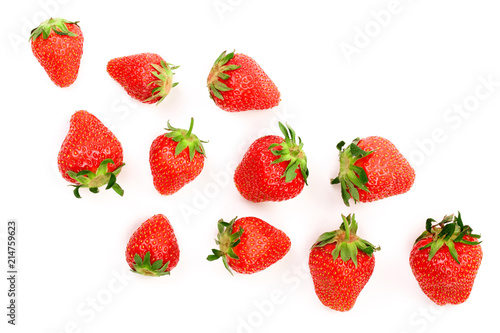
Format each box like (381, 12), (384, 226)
(234, 122), (308, 202)
(207, 216), (291, 275)
(30, 18), (84, 87)
(207, 50), (280, 112)
(331, 136), (415, 206)
(409, 212), (483, 305)
(125, 214), (180, 276)
(149, 118), (206, 195)
(57, 110), (125, 198)
(107, 53), (178, 105)
(309, 214), (380, 311)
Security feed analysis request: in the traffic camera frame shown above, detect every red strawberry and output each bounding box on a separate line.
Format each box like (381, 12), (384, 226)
(30, 18), (84, 87)
(331, 136), (415, 206)
(107, 53), (178, 105)
(207, 50), (280, 112)
(207, 216), (291, 275)
(409, 212), (483, 305)
(149, 118), (206, 195)
(57, 110), (125, 198)
(309, 214), (380, 311)
(234, 122), (308, 202)
(126, 214), (180, 276)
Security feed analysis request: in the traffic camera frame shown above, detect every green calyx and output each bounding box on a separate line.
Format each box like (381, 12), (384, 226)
(269, 122), (309, 184)
(144, 60), (179, 105)
(206, 217), (244, 276)
(312, 214), (380, 268)
(164, 118), (207, 161)
(207, 50), (241, 101)
(30, 17), (79, 41)
(66, 159), (124, 198)
(131, 251), (170, 277)
(331, 138), (374, 207)
(415, 212), (481, 264)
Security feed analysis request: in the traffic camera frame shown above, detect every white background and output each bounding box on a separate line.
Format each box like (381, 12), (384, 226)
(1, 0), (499, 332)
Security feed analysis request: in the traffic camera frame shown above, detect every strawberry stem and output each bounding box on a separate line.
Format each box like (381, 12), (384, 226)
(186, 117), (194, 137)
(343, 215), (351, 241)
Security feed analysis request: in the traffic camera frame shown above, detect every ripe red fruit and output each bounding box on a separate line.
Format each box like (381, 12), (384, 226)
(234, 122), (308, 202)
(57, 110), (125, 198)
(309, 214), (380, 311)
(331, 136), (415, 206)
(409, 212), (483, 305)
(30, 18), (84, 87)
(207, 216), (291, 275)
(149, 118), (206, 195)
(125, 214), (180, 276)
(207, 50), (280, 112)
(107, 53), (178, 105)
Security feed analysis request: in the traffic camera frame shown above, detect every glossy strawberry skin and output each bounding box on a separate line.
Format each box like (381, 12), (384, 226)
(234, 136), (305, 202)
(30, 19), (83, 87)
(149, 134), (205, 195)
(125, 214), (180, 274)
(309, 243), (375, 311)
(57, 110), (123, 183)
(409, 235), (482, 305)
(208, 52), (280, 112)
(107, 53), (176, 104)
(228, 217), (291, 274)
(355, 136), (415, 202)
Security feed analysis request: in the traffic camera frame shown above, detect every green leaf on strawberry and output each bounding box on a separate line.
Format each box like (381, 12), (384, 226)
(144, 60), (179, 105)
(131, 251), (170, 277)
(331, 139), (374, 206)
(207, 217), (244, 276)
(415, 212), (481, 264)
(269, 122), (309, 184)
(207, 50), (241, 100)
(66, 159), (124, 198)
(312, 214), (380, 268)
(164, 117), (207, 161)
(30, 18), (79, 40)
